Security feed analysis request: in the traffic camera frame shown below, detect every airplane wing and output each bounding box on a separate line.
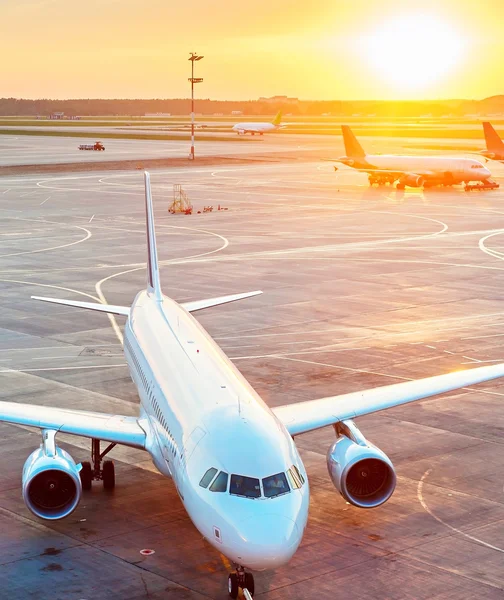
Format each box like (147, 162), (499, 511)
(182, 290), (262, 312)
(273, 362), (504, 436)
(32, 296), (130, 316)
(0, 401), (146, 449)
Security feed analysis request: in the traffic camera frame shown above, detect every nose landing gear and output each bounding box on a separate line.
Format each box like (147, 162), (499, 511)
(228, 565), (255, 598)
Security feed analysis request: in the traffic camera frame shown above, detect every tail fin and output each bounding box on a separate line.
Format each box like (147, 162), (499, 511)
(272, 111), (282, 126)
(483, 122), (504, 152)
(341, 125), (366, 158)
(144, 172), (162, 301)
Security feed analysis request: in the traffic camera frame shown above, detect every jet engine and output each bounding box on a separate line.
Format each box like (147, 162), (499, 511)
(22, 431), (82, 520)
(327, 420), (396, 508)
(401, 174), (425, 188)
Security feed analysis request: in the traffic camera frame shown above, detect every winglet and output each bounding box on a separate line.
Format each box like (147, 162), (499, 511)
(341, 125), (366, 158)
(144, 172), (162, 301)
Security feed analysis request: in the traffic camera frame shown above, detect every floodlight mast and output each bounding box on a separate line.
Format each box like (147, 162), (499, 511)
(188, 53), (204, 160)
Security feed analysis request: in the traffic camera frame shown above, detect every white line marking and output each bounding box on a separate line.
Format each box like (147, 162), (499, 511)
(417, 469), (504, 554)
(39, 196), (51, 206)
(0, 364), (126, 374)
(462, 333), (504, 341)
(89, 214), (95, 223)
(0, 226), (91, 259)
(95, 225), (230, 345)
(425, 345), (436, 349)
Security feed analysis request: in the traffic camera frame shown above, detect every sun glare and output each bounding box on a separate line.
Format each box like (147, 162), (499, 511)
(362, 14), (465, 93)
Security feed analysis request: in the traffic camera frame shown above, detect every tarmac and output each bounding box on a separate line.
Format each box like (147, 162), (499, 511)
(0, 137), (503, 599)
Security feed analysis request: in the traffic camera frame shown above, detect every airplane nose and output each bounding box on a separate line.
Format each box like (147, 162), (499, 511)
(483, 167), (492, 178)
(235, 513), (301, 569)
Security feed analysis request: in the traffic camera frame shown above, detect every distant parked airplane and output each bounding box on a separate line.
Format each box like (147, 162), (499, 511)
(3, 173), (504, 597)
(331, 125), (497, 190)
(233, 111), (284, 135)
(480, 121), (504, 161)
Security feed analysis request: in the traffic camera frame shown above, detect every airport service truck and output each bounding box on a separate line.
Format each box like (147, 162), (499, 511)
(78, 141), (105, 151)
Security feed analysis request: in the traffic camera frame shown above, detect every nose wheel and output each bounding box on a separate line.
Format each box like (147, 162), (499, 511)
(228, 566), (254, 598)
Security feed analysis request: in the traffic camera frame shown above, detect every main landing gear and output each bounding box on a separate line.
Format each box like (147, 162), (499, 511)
(80, 438), (116, 491)
(228, 565), (255, 598)
(368, 174), (395, 187)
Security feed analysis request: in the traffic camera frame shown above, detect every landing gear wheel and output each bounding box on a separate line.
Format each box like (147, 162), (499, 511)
(244, 572), (255, 596)
(80, 461), (92, 491)
(102, 460), (115, 490)
(396, 182), (406, 190)
(228, 573), (239, 599)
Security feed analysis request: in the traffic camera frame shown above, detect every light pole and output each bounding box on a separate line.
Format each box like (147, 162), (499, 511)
(188, 52), (204, 160)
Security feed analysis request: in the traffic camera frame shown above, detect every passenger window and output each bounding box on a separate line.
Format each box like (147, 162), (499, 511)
(263, 472), (290, 498)
(210, 471), (228, 492)
(230, 475), (261, 498)
(199, 468), (218, 488)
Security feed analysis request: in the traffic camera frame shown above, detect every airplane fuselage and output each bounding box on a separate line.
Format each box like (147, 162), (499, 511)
(233, 123), (279, 135)
(340, 154), (492, 185)
(123, 291), (309, 570)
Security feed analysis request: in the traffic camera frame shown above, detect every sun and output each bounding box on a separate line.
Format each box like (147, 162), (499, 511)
(362, 14), (465, 93)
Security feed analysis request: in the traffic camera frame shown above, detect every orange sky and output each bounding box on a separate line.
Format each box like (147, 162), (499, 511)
(1, 0), (502, 100)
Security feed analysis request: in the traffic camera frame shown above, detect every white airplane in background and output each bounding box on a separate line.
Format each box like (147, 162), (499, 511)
(232, 111), (284, 135)
(480, 121), (504, 162)
(331, 125), (498, 190)
(3, 172), (504, 598)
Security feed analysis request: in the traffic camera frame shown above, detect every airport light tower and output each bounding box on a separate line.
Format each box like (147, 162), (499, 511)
(188, 52), (204, 160)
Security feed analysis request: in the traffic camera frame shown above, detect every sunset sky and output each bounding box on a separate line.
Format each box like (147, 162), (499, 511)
(1, 0), (503, 100)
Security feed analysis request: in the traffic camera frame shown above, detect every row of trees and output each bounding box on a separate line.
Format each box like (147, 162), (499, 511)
(0, 97), (502, 117)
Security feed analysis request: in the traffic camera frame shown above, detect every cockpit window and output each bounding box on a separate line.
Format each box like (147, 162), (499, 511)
(230, 475), (261, 498)
(209, 471), (228, 492)
(199, 467), (218, 489)
(263, 472), (290, 498)
(287, 465), (305, 489)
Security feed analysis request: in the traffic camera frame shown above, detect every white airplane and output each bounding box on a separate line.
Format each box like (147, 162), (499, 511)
(332, 125), (498, 190)
(232, 111), (283, 135)
(4, 172), (504, 598)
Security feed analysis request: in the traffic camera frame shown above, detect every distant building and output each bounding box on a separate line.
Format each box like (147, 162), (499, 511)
(49, 112), (64, 120)
(144, 113), (171, 117)
(231, 110), (243, 115)
(258, 96), (298, 105)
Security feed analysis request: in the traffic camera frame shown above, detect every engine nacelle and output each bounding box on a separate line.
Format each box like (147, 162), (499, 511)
(327, 421), (396, 508)
(401, 174), (425, 188)
(22, 443), (82, 520)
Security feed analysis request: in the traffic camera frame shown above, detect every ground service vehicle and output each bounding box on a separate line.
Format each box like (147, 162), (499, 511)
(78, 141), (105, 151)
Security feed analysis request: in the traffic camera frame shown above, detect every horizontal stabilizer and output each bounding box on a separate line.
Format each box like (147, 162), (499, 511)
(182, 290), (262, 313)
(32, 296), (130, 317)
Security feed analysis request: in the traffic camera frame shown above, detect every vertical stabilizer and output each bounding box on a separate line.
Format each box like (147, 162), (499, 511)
(341, 125), (366, 158)
(483, 122), (504, 152)
(144, 172), (162, 301)
(272, 111), (282, 126)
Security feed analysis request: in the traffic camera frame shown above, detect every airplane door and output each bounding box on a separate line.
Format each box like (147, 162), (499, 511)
(181, 427), (206, 468)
